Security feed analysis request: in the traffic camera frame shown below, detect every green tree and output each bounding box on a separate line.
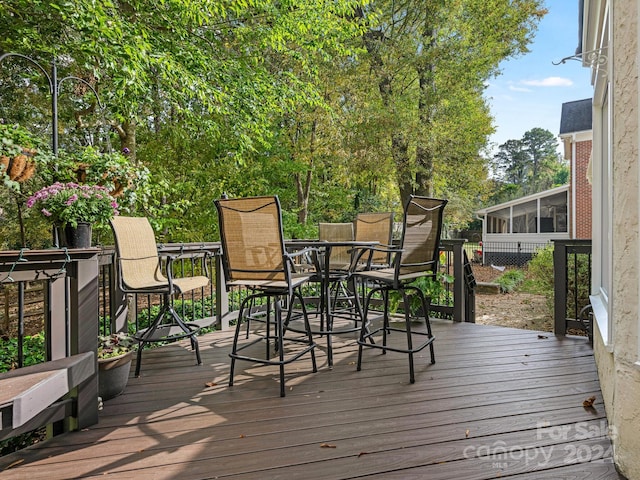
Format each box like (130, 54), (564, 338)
(522, 127), (563, 192)
(354, 0), (545, 208)
(491, 128), (565, 198)
(1, 0), (372, 239)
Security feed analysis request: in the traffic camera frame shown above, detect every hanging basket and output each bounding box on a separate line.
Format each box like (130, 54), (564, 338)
(0, 147), (37, 182)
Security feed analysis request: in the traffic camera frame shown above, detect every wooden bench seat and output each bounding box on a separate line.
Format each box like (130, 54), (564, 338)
(0, 352), (95, 437)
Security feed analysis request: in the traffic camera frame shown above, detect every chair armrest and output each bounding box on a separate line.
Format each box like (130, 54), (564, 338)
(165, 250), (212, 292)
(285, 247), (320, 274)
(349, 245), (403, 271)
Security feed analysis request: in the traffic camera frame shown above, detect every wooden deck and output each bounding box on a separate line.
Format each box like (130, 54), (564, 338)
(0, 320), (623, 479)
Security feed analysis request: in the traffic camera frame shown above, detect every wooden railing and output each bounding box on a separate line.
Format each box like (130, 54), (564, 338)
(552, 239), (592, 337)
(434, 239), (476, 323)
(97, 243), (224, 336)
(0, 249), (99, 441)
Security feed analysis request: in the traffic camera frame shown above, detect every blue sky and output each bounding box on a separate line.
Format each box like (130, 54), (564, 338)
(484, 0), (593, 152)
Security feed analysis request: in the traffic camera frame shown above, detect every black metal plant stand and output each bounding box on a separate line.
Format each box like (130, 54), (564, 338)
(0, 52), (104, 155)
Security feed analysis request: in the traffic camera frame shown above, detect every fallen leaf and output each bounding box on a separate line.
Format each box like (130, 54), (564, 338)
(239, 434), (245, 438)
(583, 396), (596, 408)
(465, 429), (470, 438)
(537, 335), (548, 339)
(205, 381), (218, 387)
(358, 452), (370, 457)
(5, 459), (24, 469)
(320, 443), (337, 448)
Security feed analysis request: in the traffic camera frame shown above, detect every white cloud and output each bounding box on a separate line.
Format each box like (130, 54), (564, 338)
(509, 85), (533, 93)
(520, 77), (574, 87)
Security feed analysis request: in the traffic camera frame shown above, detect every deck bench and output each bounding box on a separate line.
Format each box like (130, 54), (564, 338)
(0, 352), (95, 441)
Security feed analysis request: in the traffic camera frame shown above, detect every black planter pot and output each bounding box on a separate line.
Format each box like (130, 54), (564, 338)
(98, 351), (133, 400)
(53, 222), (92, 248)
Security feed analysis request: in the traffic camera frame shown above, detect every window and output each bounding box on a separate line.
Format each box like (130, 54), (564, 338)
(591, 87), (612, 349)
(540, 192), (568, 233)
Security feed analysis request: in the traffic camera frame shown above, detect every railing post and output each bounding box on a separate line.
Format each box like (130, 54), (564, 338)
(108, 258), (129, 334)
(68, 253), (99, 430)
(553, 240), (568, 335)
(215, 253), (229, 330)
(450, 240), (466, 322)
(46, 277), (67, 360)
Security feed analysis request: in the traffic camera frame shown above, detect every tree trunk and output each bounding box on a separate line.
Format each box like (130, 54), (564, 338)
(413, 20), (437, 198)
(393, 134), (413, 207)
(114, 120), (136, 161)
(295, 168), (312, 225)
(295, 117), (317, 225)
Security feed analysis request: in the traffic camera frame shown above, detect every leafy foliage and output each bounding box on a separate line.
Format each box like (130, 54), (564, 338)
(490, 128), (568, 201)
(0, 0), (548, 244)
(525, 245), (555, 296)
(0, 332), (45, 372)
(388, 271), (455, 315)
(97, 332), (136, 359)
(495, 269), (526, 293)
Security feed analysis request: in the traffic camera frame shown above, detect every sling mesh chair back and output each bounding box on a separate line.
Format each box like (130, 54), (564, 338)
(354, 212), (394, 269)
(318, 222), (354, 271)
(354, 196), (447, 383)
(215, 196), (317, 397)
(110, 216), (209, 377)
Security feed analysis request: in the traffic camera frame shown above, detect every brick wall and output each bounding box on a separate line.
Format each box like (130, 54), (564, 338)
(572, 139), (592, 239)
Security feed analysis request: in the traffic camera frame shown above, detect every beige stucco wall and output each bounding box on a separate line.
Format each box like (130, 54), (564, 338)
(597, 0), (640, 477)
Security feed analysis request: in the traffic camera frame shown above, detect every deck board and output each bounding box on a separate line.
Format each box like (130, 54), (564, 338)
(0, 320), (623, 479)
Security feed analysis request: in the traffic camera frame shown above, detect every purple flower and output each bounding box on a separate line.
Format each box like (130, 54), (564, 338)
(41, 208), (52, 217)
(122, 147), (131, 155)
(65, 194), (78, 206)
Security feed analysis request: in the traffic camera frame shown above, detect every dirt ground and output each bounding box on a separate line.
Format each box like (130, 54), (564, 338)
(471, 264), (554, 332)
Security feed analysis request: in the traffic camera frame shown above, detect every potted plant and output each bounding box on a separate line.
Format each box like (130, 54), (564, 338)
(0, 123), (48, 185)
(25, 182), (119, 248)
(98, 332), (136, 400)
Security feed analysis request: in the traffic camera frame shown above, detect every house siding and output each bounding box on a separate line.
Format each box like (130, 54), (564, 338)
(591, 0), (640, 478)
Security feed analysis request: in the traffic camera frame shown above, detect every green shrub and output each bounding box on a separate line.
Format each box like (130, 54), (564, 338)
(524, 245), (554, 296)
(496, 269), (525, 293)
(388, 272), (454, 315)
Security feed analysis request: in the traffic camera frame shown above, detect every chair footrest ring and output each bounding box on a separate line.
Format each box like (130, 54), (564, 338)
(134, 323), (200, 343)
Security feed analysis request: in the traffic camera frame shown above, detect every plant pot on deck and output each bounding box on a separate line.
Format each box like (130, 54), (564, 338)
(98, 351), (133, 400)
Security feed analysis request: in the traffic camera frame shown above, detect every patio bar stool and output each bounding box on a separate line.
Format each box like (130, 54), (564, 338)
(110, 216), (210, 377)
(215, 195), (317, 397)
(353, 196), (447, 383)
